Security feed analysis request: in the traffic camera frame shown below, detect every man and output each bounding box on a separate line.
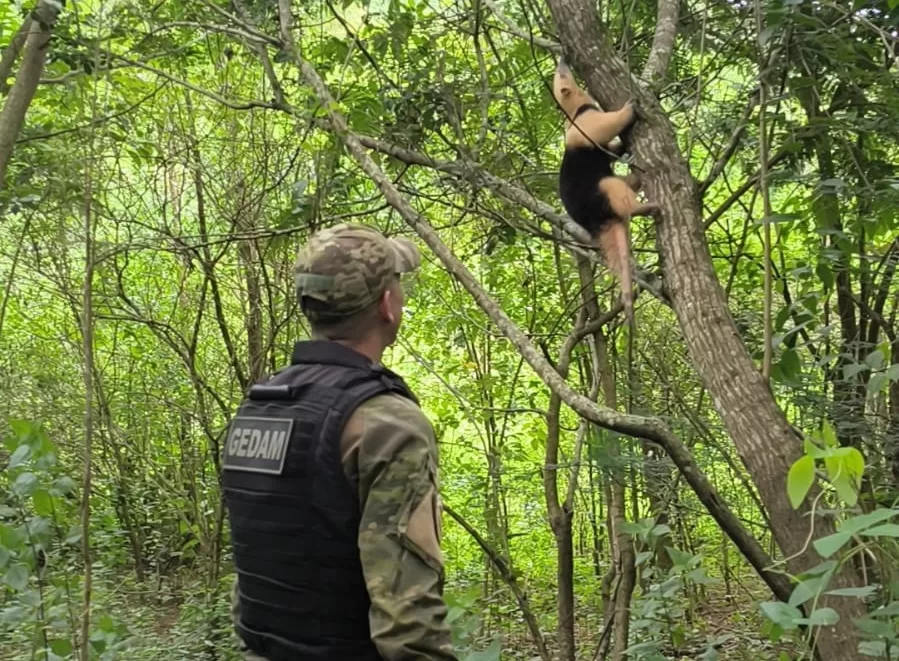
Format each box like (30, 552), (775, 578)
(222, 223), (458, 660)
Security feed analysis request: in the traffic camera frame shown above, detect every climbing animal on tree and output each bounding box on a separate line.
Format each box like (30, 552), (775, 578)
(552, 59), (659, 323)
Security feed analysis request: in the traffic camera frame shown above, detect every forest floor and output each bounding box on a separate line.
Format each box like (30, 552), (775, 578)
(126, 573), (797, 660)
(0, 570), (800, 660)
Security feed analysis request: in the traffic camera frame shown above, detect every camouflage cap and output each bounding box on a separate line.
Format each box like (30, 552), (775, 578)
(294, 223), (421, 322)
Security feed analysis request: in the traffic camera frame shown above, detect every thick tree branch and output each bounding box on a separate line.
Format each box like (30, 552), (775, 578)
(0, 0), (63, 188)
(295, 51), (792, 604)
(350, 133), (669, 303)
(641, 0), (680, 85)
(0, 17), (32, 94)
(277, 0), (297, 55)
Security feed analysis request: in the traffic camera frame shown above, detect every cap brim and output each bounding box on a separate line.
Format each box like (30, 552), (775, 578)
(387, 236), (421, 274)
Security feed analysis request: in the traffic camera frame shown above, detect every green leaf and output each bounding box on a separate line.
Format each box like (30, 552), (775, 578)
(759, 601), (803, 629)
(0, 606), (27, 626)
(860, 523), (899, 537)
(843, 447), (865, 481)
(665, 546), (695, 568)
(823, 448), (862, 506)
(635, 551), (653, 566)
(32, 489), (53, 517)
(651, 523), (672, 538)
(789, 576), (824, 607)
(824, 585), (877, 598)
(870, 602), (899, 617)
(50, 476), (76, 496)
(804, 607), (839, 626)
(840, 508), (897, 534)
(8, 444), (31, 469)
(779, 348), (801, 379)
(833, 476), (859, 506)
(686, 567), (718, 585)
(820, 420), (838, 448)
(867, 373), (888, 395)
(787, 455), (815, 508)
(864, 349), (885, 369)
(854, 616), (897, 639)
(885, 364), (899, 381)
(49, 639), (73, 657)
(799, 559), (838, 579)
(815, 263), (834, 291)
(775, 305), (791, 332)
(619, 521), (647, 537)
(3, 563), (29, 591)
(842, 362), (866, 380)
(812, 530), (852, 558)
(463, 636), (502, 661)
(12, 472), (38, 498)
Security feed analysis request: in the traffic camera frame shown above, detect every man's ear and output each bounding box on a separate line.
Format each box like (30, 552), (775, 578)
(379, 288), (396, 325)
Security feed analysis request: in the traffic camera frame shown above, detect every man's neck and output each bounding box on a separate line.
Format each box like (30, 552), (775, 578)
(335, 338), (383, 365)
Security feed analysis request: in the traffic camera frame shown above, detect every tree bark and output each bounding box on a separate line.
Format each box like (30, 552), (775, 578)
(0, 17), (32, 93)
(641, 0), (680, 86)
(0, 0), (62, 188)
(543, 0), (867, 657)
(232, 177), (266, 385)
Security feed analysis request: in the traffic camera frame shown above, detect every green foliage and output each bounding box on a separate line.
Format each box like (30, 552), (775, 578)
(757, 507), (899, 656)
(444, 588), (503, 661)
(1, 0), (898, 657)
(0, 420), (133, 659)
(624, 521), (722, 660)
(786, 420), (866, 508)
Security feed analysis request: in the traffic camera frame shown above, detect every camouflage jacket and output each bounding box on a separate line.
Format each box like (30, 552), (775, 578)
(233, 391), (458, 661)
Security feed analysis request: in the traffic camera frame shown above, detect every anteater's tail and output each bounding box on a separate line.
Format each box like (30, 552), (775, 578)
(597, 220), (634, 325)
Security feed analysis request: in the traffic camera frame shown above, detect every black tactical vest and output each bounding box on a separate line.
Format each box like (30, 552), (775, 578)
(222, 340), (419, 661)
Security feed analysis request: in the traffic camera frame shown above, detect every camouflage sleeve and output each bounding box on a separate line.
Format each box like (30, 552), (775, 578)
(341, 394), (458, 661)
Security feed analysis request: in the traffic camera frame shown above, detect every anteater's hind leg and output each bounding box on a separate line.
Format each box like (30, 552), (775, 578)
(632, 202), (660, 217)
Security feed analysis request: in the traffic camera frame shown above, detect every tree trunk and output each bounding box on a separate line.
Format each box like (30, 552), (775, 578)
(0, 17), (32, 92)
(0, 0), (62, 188)
(543, 0), (867, 657)
(233, 178), (266, 385)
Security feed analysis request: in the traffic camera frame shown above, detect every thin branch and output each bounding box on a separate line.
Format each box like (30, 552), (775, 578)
(703, 148), (790, 229)
(110, 54), (278, 111)
(444, 503), (550, 659)
(155, 21), (279, 46)
(755, 0), (774, 380)
(17, 83), (167, 143)
(698, 88), (760, 197)
(481, 0), (561, 53)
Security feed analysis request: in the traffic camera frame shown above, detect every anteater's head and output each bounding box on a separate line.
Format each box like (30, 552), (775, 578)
(552, 60), (596, 120)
